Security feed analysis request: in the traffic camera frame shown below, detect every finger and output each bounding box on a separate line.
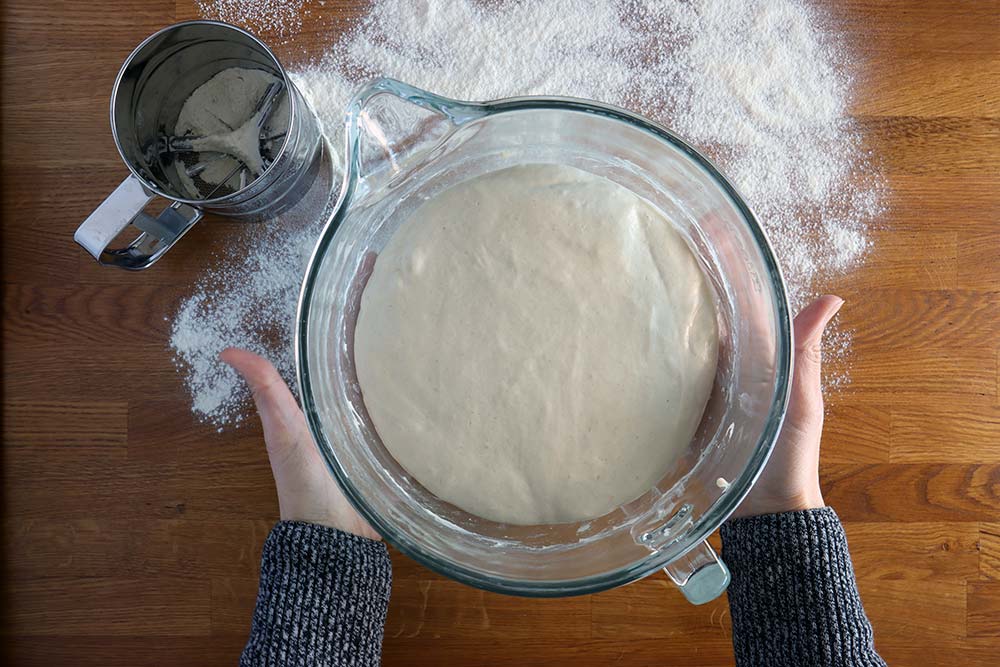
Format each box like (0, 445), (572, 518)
(793, 294), (844, 378)
(220, 348), (307, 446)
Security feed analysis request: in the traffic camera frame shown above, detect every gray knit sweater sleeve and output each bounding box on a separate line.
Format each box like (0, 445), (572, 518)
(244, 511), (882, 666)
(241, 521), (392, 667)
(720, 507), (886, 667)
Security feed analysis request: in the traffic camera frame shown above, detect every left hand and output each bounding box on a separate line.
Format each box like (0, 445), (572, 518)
(221, 348), (381, 540)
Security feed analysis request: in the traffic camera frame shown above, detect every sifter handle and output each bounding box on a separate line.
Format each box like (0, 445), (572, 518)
(74, 174), (202, 270)
(663, 540), (730, 605)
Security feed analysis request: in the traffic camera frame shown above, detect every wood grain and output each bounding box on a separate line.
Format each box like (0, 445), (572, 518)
(4, 635), (251, 667)
(857, 579), (968, 641)
(958, 229), (1000, 290)
(839, 230), (959, 290)
(2, 577), (212, 636)
(2, 0), (999, 665)
(843, 522), (981, 582)
(881, 173), (999, 233)
(836, 348), (996, 402)
(891, 404), (1000, 463)
(982, 523), (1000, 581)
(381, 638), (738, 667)
(877, 643), (1000, 667)
(3, 401), (128, 452)
(4, 518), (272, 580)
(854, 57), (1000, 118)
(845, 289), (1000, 350)
(823, 464), (1000, 522)
(385, 579), (593, 642)
(822, 403), (891, 464)
(968, 582), (1000, 637)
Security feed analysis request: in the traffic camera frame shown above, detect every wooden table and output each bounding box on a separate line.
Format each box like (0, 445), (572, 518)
(2, 1), (998, 664)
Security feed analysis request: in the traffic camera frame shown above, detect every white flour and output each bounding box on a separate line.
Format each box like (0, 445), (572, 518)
(174, 67), (290, 197)
(197, 0), (307, 39)
(173, 0), (882, 425)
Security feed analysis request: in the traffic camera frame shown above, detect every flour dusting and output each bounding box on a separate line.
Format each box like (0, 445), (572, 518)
(173, 0), (883, 425)
(197, 0), (307, 39)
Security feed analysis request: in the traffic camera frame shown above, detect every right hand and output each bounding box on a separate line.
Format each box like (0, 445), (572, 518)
(732, 295), (844, 518)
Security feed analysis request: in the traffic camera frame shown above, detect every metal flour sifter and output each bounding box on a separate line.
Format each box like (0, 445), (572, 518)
(75, 21), (322, 269)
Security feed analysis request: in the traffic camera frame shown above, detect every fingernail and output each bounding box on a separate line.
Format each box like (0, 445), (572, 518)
(821, 296), (844, 329)
(822, 294), (845, 314)
(218, 348), (239, 370)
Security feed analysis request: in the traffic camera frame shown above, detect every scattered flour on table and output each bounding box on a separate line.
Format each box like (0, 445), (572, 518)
(197, 0), (307, 39)
(168, 216), (324, 427)
(173, 0), (883, 425)
(821, 321), (855, 396)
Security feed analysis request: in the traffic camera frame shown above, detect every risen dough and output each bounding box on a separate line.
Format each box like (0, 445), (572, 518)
(354, 164), (718, 525)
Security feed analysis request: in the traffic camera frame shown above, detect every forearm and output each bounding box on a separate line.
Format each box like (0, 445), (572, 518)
(242, 521), (392, 667)
(720, 508), (886, 667)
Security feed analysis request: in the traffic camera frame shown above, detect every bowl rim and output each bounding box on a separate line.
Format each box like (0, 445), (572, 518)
(295, 79), (793, 597)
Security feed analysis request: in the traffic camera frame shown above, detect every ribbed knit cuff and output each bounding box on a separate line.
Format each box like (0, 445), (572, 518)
(720, 508), (886, 667)
(241, 521), (392, 667)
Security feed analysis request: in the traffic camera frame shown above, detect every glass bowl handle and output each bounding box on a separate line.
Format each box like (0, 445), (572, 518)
(341, 78), (488, 189)
(663, 540), (730, 605)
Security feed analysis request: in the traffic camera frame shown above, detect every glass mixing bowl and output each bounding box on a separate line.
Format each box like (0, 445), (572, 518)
(296, 79), (792, 604)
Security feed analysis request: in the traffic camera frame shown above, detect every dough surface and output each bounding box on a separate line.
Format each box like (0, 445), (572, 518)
(354, 164), (718, 525)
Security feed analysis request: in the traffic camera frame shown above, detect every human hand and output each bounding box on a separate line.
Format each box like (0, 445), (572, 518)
(732, 295), (845, 518)
(221, 348), (380, 540)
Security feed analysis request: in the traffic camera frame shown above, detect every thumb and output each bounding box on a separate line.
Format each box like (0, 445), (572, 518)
(792, 295), (845, 386)
(783, 295), (844, 432)
(220, 348), (308, 452)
